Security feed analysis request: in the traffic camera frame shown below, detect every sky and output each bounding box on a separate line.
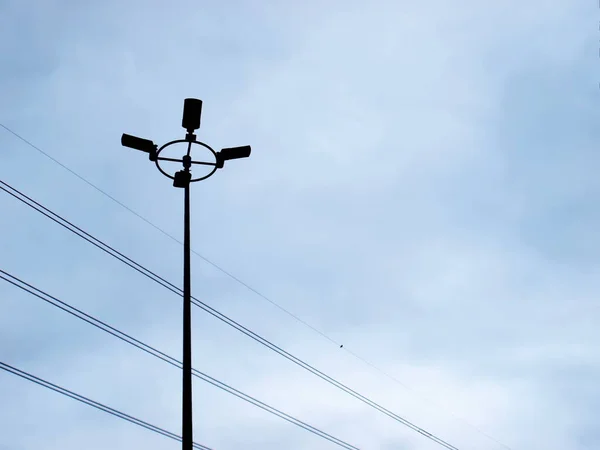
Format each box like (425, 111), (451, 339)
(0, 0), (598, 449)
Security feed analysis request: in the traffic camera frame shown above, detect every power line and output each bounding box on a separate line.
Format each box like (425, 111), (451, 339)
(1, 179), (461, 450)
(0, 269), (361, 450)
(1, 123), (337, 344)
(0, 360), (212, 450)
(0, 123), (512, 450)
(1, 179), (460, 449)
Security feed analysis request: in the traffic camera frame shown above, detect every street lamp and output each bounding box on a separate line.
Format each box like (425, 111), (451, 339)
(121, 98), (251, 450)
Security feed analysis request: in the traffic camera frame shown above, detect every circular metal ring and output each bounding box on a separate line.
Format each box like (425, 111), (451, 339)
(155, 139), (219, 182)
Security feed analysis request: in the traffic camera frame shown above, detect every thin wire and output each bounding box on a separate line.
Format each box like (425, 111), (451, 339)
(0, 361), (212, 450)
(0, 123), (512, 450)
(0, 122), (339, 346)
(0, 270), (361, 450)
(1, 180), (459, 449)
(0, 180), (461, 450)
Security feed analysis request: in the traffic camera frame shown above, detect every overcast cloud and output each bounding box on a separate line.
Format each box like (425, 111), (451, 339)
(0, 1), (598, 449)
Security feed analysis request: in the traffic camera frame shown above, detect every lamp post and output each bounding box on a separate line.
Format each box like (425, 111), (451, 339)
(121, 98), (251, 450)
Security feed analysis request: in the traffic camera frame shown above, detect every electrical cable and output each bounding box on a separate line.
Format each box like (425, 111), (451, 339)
(1, 179), (461, 450)
(0, 123), (337, 346)
(0, 360), (212, 450)
(1, 123), (512, 450)
(0, 270), (361, 450)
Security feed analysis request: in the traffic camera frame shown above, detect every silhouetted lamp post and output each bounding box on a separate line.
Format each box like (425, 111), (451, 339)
(121, 98), (251, 450)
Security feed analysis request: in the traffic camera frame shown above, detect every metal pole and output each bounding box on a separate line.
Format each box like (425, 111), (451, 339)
(121, 99), (250, 450)
(182, 176), (193, 450)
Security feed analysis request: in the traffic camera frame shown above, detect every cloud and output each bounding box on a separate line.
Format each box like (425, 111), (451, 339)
(1, 0), (598, 449)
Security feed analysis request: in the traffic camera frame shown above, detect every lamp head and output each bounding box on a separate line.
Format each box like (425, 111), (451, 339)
(182, 98), (203, 132)
(218, 145), (251, 161)
(121, 134), (157, 161)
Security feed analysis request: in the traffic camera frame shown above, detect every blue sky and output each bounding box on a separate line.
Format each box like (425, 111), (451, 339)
(0, 0), (598, 449)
